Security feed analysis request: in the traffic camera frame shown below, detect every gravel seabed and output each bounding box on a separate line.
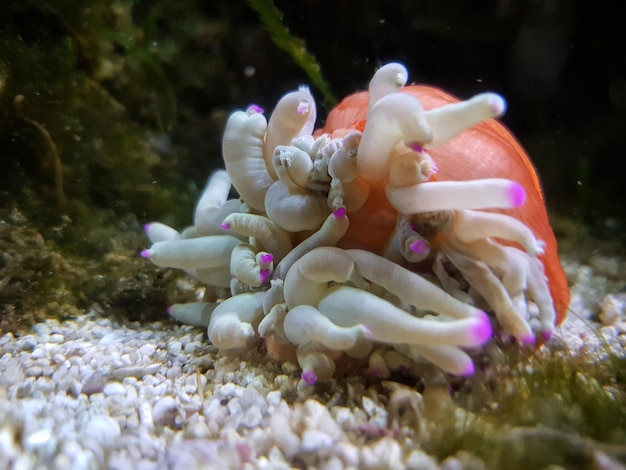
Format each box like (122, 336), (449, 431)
(1, 253), (625, 469)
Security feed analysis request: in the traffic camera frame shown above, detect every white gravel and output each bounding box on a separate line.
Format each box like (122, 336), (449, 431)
(0, 312), (445, 469)
(0, 252), (624, 469)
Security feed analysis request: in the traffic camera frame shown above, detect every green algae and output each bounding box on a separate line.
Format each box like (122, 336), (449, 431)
(417, 343), (626, 468)
(247, 0), (336, 108)
(0, 1), (197, 237)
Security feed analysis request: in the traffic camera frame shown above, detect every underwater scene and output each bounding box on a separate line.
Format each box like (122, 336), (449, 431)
(0, 0), (625, 468)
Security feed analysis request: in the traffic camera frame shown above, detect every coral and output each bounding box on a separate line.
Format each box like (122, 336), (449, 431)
(142, 63), (568, 384)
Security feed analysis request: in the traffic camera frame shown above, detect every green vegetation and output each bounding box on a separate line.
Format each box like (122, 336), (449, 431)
(247, 0), (336, 108)
(420, 343), (626, 468)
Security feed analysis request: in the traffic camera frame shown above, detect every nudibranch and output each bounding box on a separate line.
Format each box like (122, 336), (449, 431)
(141, 63), (569, 384)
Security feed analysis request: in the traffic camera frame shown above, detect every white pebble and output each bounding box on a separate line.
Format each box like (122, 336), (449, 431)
(335, 442), (360, 467)
(599, 294), (625, 325)
(30, 345), (48, 359)
(82, 415), (121, 449)
(103, 382), (126, 397)
(405, 450), (439, 470)
(48, 334), (65, 343)
(23, 428), (57, 458)
(24, 366), (44, 377)
(152, 396), (181, 428)
(138, 344), (156, 356)
(184, 341), (201, 354)
(331, 406), (358, 429)
(266, 390), (281, 407)
(300, 430), (333, 453)
(99, 333), (120, 345)
(361, 437), (402, 469)
(34, 377), (55, 394)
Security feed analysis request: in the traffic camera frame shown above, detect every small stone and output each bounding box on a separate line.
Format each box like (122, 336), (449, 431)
(99, 332), (120, 345)
(166, 364), (182, 380)
(24, 366), (44, 377)
(48, 334), (65, 343)
(23, 428), (57, 458)
(34, 377), (55, 393)
(51, 353), (67, 364)
(184, 341), (201, 354)
(241, 407), (263, 428)
(15, 382), (33, 398)
(82, 415), (121, 449)
(599, 294), (625, 325)
(81, 371), (105, 396)
(266, 391), (281, 407)
(103, 382), (126, 397)
(331, 406), (358, 428)
(300, 430), (333, 453)
(361, 437), (402, 469)
(152, 396), (183, 429)
(405, 450), (439, 470)
(168, 341), (182, 354)
(30, 345), (48, 359)
(110, 363), (162, 380)
(138, 344), (156, 357)
(0, 333), (15, 347)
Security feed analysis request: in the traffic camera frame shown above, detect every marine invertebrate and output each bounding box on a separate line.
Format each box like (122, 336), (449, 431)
(142, 63), (569, 384)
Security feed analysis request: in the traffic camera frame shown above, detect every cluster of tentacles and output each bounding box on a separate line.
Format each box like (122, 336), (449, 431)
(142, 63), (565, 385)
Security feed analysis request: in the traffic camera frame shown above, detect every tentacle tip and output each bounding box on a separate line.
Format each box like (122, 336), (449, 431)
(166, 305), (174, 316)
(301, 370), (317, 386)
(395, 72), (408, 87)
(143, 223), (152, 233)
(362, 324), (372, 339)
(490, 95), (506, 116)
(540, 330), (553, 342)
(472, 311), (493, 344)
(259, 253), (274, 264)
(333, 207), (347, 219)
(409, 239), (429, 255)
(520, 334), (536, 345)
(247, 104), (264, 114)
(297, 100), (310, 116)
(458, 361), (475, 377)
(220, 222), (231, 230)
(532, 240), (546, 257)
(508, 182), (526, 208)
(259, 269), (271, 283)
(367, 367), (384, 378)
(140, 249), (152, 259)
(408, 141), (424, 153)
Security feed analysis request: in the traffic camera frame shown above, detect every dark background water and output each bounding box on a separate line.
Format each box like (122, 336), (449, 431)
(234, 0), (626, 233)
(1, 0), (624, 239)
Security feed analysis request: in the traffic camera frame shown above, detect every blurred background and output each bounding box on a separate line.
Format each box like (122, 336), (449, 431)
(0, 0), (624, 327)
(1, 0), (625, 229)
